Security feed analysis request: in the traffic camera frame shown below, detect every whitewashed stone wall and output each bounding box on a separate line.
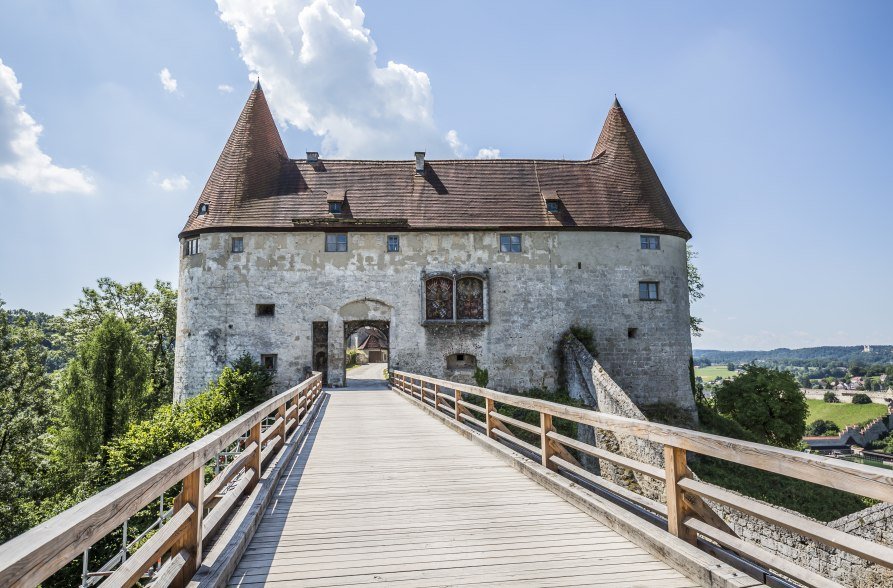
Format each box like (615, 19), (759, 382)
(174, 229), (693, 409)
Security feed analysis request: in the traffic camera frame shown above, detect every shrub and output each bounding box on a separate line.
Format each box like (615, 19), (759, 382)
(851, 393), (872, 405)
(823, 391), (840, 403)
(473, 366), (489, 388)
(566, 325), (596, 356)
(806, 419), (840, 437)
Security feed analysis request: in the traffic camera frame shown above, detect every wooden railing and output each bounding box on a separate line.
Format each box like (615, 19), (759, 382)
(392, 370), (893, 588)
(0, 373), (323, 588)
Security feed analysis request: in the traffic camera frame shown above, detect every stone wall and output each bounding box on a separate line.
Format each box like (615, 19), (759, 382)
(562, 338), (893, 587)
(174, 229), (694, 409)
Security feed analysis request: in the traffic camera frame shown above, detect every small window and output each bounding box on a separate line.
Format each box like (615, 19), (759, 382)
(499, 234), (522, 253)
(328, 202), (343, 214)
(256, 304), (275, 317)
(387, 235), (400, 252)
(640, 235), (660, 250)
(198, 203), (209, 215)
(325, 233), (348, 252)
(546, 201), (560, 213)
(447, 353), (477, 370)
(231, 237), (244, 253)
(639, 281), (659, 301)
(628, 327), (638, 339)
(184, 238), (200, 257)
(261, 354), (278, 371)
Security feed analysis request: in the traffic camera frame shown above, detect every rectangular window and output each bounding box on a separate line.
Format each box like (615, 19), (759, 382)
(387, 235), (400, 252)
(499, 234), (522, 253)
(639, 281), (659, 301)
(256, 304), (275, 317)
(325, 233), (348, 252)
(261, 354), (278, 371)
(184, 238), (199, 257)
(546, 201), (560, 213)
(328, 202), (343, 214)
(231, 237), (244, 253)
(640, 235), (660, 250)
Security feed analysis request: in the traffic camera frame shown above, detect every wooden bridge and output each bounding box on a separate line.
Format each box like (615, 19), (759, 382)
(1, 369), (892, 587)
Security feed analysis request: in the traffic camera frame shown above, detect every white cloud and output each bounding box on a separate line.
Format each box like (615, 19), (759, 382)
(0, 58), (94, 194)
(444, 129), (465, 157)
(159, 68), (178, 93)
(476, 148), (501, 159)
(151, 172), (190, 191)
(215, 0), (467, 159)
(218, 84), (234, 94)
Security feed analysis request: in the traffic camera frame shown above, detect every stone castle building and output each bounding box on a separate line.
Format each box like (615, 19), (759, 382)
(173, 83), (695, 415)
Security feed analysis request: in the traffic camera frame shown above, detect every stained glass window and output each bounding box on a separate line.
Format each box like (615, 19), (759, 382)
(457, 277), (484, 319)
(425, 277), (453, 320)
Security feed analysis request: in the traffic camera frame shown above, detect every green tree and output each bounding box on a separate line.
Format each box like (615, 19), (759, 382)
(823, 391), (840, 403)
(58, 316), (149, 463)
(57, 278), (176, 407)
(686, 245), (704, 336)
(0, 300), (53, 540)
(806, 419), (840, 437)
(851, 393), (871, 405)
(714, 365), (807, 448)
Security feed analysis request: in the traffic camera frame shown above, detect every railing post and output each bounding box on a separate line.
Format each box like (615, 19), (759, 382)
(434, 383), (440, 411)
(245, 421), (262, 494)
(540, 413), (557, 471)
(454, 389), (461, 421)
(664, 445), (696, 545)
(275, 402), (287, 451)
(485, 397), (496, 439)
(171, 467), (204, 586)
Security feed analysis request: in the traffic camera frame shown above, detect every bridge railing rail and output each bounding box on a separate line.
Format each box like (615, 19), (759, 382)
(392, 370), (893, 588)
(0, 372), (323, 588)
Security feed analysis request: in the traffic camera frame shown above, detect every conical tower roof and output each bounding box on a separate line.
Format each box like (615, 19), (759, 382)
(589, 98), (689, 238)
(182, 83), (288, 234)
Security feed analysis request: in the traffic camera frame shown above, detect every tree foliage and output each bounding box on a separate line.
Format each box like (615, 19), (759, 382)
(851, 393), (872, 405)
(823, 391), (840, 403)
(686, 245), (704, 336)
(806, 419), (840, 437)
(714, 365), (807, 448)
(58, 316), (149, 463)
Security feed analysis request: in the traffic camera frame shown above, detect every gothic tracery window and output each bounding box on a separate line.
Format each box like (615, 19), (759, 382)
(456, 277), (484, 320)
(425, 277), (453, 320)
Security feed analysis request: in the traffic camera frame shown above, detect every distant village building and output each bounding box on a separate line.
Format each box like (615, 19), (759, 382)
(173, 84), (695, 417)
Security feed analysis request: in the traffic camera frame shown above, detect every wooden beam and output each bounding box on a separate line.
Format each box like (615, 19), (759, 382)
(664, 446), (696, 545)
(540, 413), (556, 471)
(245, 422), (261, 495)
(170, 468), (203, 587)
(485, 398), (496, 439)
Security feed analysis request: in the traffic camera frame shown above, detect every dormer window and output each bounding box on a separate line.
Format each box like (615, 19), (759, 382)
(198, 203), (209, 215)
(542, 190), (561, 214)
(326, 189), (346, 215)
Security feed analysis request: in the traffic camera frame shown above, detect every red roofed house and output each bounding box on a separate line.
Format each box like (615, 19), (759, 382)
(173, 84), (696, 418)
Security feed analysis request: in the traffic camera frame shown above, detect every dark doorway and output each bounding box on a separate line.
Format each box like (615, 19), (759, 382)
(312, 321), (328, 385)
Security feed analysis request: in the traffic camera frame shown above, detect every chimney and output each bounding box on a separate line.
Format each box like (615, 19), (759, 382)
(306, 151), (319, 163)
(414, 151), (425, 174)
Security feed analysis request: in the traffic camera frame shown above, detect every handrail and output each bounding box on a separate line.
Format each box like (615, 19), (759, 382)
(391, 370), (893, 588)
(0, 372), (323, 588)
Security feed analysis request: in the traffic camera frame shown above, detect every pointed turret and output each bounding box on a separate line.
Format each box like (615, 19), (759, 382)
(590, 98), (690, 239)
(182, 84), (287, 233)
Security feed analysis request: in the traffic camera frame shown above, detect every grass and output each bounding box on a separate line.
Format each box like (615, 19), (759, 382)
(694, 365), (737, 380)
(805, 399), (888, 429)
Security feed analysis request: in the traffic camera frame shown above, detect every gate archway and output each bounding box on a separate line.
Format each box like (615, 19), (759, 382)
(332, 299), (393, 386)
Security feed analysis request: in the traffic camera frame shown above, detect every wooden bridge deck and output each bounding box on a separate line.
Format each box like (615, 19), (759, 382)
(227, 376), (701, 587)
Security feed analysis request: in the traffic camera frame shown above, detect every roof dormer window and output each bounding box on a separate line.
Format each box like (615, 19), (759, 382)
(542, 189), (560, 214)
(326, 189), (346, 215)
(198, 203), (209, 215)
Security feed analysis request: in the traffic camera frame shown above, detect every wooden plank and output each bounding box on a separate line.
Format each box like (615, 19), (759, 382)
(202, 469), (254, 541)
(684, 517), (843, 588)
(391, 370), (893, 503)
(548, 430), (664, 480)
(204, 441), (257, 507)
(679, 476), (893, 569)
(152, 549), (190, 588)
(245, 423), (261, 495)
(491, 426), (540, 455)
(541, 413), (556, 470)
(261, 417), (284, 444)
(665, 445), (696, 545)
(550, 456), (667, 516)
(102, 505), (193, 588)
(489, 410), (542, 435)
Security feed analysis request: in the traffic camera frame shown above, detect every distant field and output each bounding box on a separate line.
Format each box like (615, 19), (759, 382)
(695, 366), (737, 380)
(806, 399), (888, 429)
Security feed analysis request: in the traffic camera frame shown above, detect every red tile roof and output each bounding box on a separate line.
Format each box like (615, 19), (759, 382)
(181, 88), (690, 240)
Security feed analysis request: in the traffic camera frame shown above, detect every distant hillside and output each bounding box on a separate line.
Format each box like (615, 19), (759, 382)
(694, 346), (893, 365)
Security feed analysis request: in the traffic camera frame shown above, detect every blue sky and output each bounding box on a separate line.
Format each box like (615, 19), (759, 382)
(0, 0), (891, 350)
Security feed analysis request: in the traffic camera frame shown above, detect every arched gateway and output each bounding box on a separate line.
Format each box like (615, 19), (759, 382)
(331, 299), (392, 386)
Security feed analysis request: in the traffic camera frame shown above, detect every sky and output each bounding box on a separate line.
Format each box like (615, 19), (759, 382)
(0, 0), (891, 351)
